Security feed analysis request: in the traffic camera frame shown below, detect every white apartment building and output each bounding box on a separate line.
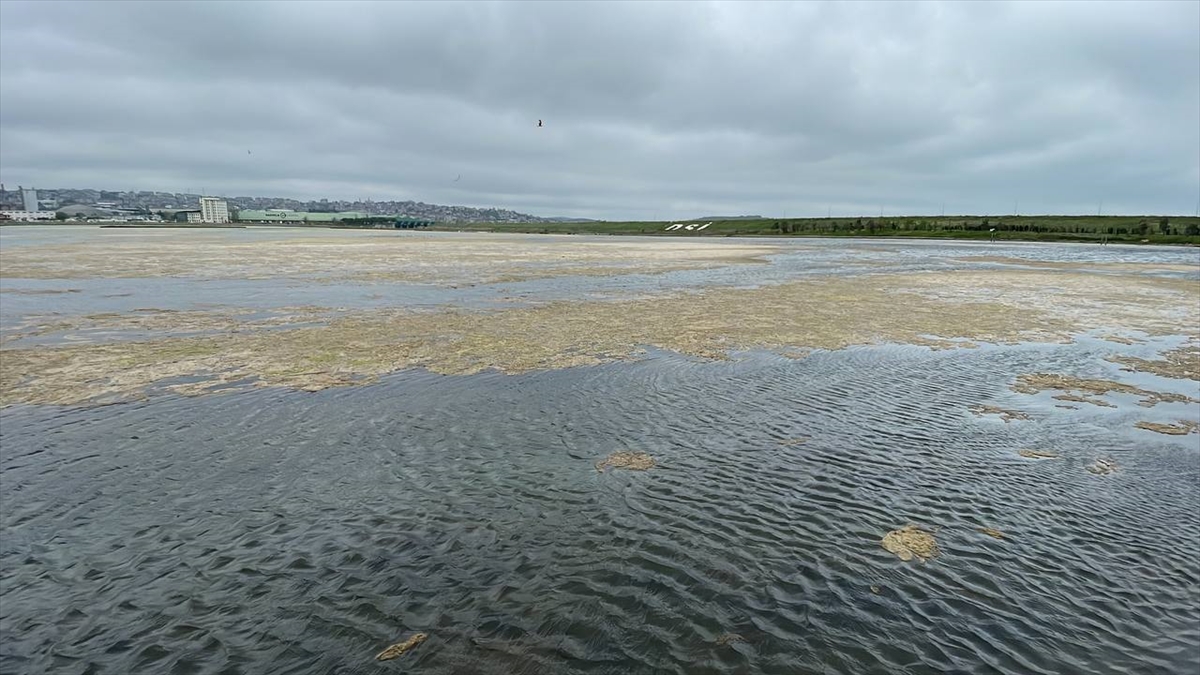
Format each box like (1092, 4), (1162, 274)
(198, 197), (230, 224)
(21, 187), (38, 212)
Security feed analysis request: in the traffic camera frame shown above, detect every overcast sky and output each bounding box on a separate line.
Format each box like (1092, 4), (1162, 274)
(1, 1), (1197, 219)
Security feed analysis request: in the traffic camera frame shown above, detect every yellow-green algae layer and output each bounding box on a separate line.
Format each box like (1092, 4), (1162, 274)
(2, 269), (1197, 406)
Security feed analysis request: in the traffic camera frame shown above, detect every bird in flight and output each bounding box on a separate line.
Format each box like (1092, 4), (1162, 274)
(454, 174), (461, 182)
(537, 119), (543, 127)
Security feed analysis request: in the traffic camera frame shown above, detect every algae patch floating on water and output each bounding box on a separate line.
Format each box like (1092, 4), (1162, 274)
(4, 257), (1198, 407)
(1052, 393), (1115, 408)
(375, 632), (427, 661)
(1134, 420), (1199, 436)
(595, 452), (656, 472)
(1019, 449), (1058, 459)
(1108, 342), (1200, 381)
(881, 524), (939, 562)
(969, 404), (1031, 422)
(715, 633), (746, 647)
(1013, 373), (1199, 408)
(978, 527), (1006, 539)
(777, 437), (810, 446)
(1100, 334), (1144, 345)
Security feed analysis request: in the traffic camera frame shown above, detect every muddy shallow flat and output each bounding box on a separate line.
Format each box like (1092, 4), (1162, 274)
(0, 228), (779, 283)
(2, 261), (1197, 405)
(952, 255), (1200, 274)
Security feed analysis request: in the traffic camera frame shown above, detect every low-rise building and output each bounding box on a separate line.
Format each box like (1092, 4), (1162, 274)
(0, 210), (55, 221)
(156, 208), (202, 222)
(235, 209), (369, 223)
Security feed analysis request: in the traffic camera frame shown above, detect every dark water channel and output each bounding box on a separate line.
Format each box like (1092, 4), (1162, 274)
(2, 341), (1198, 674)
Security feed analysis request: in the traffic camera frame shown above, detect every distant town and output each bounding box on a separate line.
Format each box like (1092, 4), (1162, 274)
(0, 185), (591, 225)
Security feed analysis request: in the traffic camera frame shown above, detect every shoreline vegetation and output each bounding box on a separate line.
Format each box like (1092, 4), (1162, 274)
(3, 215), (1200, 245)
(433, 215), (1200, 245)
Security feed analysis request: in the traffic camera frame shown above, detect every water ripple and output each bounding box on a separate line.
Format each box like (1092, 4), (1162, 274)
(1, 341), (1197, 674)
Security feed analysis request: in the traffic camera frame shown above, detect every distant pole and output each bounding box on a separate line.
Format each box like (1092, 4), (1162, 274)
(941, 202), (945, 217)
(1098, 199), (1103, 216)
(827, 205), (831, 219)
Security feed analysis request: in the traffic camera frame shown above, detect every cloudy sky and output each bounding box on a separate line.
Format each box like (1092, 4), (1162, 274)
(1, 0), (1197, 220)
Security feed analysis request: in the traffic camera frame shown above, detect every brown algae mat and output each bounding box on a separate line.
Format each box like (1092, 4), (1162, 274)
(909, 336), (980, 351)
(1100, 334), (1144, 345)
(1051, 393), (1115, 408)
(2, 267), (1197, 406)
(777, 437), (810, 446)
(0, 231), (778, 284)
(595, 452), (655, 473)
(1012, 374), (1199, 408)
(969, 405), (1031, 422)
(0, 306), (335, 348)
(1018, 449), (1058, 459)
(952, 256), (1200, 275)
(376, 632), (427, 661)
(881, 525), (939, 562)
(1135, 420), (1200, 436)
(715, 633), (746, 647)
(1108, 342), (1200, 381)
(978, 527), (1006, 539)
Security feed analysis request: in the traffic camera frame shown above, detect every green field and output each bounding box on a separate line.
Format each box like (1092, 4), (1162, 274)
(437, 215), (1200, 245)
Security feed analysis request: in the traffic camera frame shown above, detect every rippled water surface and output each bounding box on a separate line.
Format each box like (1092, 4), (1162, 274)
(2, 228), (1199, 673)
(3, 340), (1198, 674)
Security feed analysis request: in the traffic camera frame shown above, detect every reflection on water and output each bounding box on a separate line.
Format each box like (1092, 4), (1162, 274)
(2, 343), (1197, 674)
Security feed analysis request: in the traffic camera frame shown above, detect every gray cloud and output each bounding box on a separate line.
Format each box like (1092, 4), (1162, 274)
(2, 0), (1196, 219)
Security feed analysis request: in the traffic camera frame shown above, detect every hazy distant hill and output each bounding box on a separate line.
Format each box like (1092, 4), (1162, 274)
(698, 215), (763, 220)
(3, 187), (560, 224)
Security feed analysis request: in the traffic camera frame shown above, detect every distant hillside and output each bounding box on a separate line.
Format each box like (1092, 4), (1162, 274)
(698, 215), (762, 220)
(3, 188), (557, 224)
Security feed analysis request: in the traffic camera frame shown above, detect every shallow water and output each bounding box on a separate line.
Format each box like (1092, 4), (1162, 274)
(2, 228), (1198, 673)
(3, 229), (1198, 342)
(2, 341), (1197, 674)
